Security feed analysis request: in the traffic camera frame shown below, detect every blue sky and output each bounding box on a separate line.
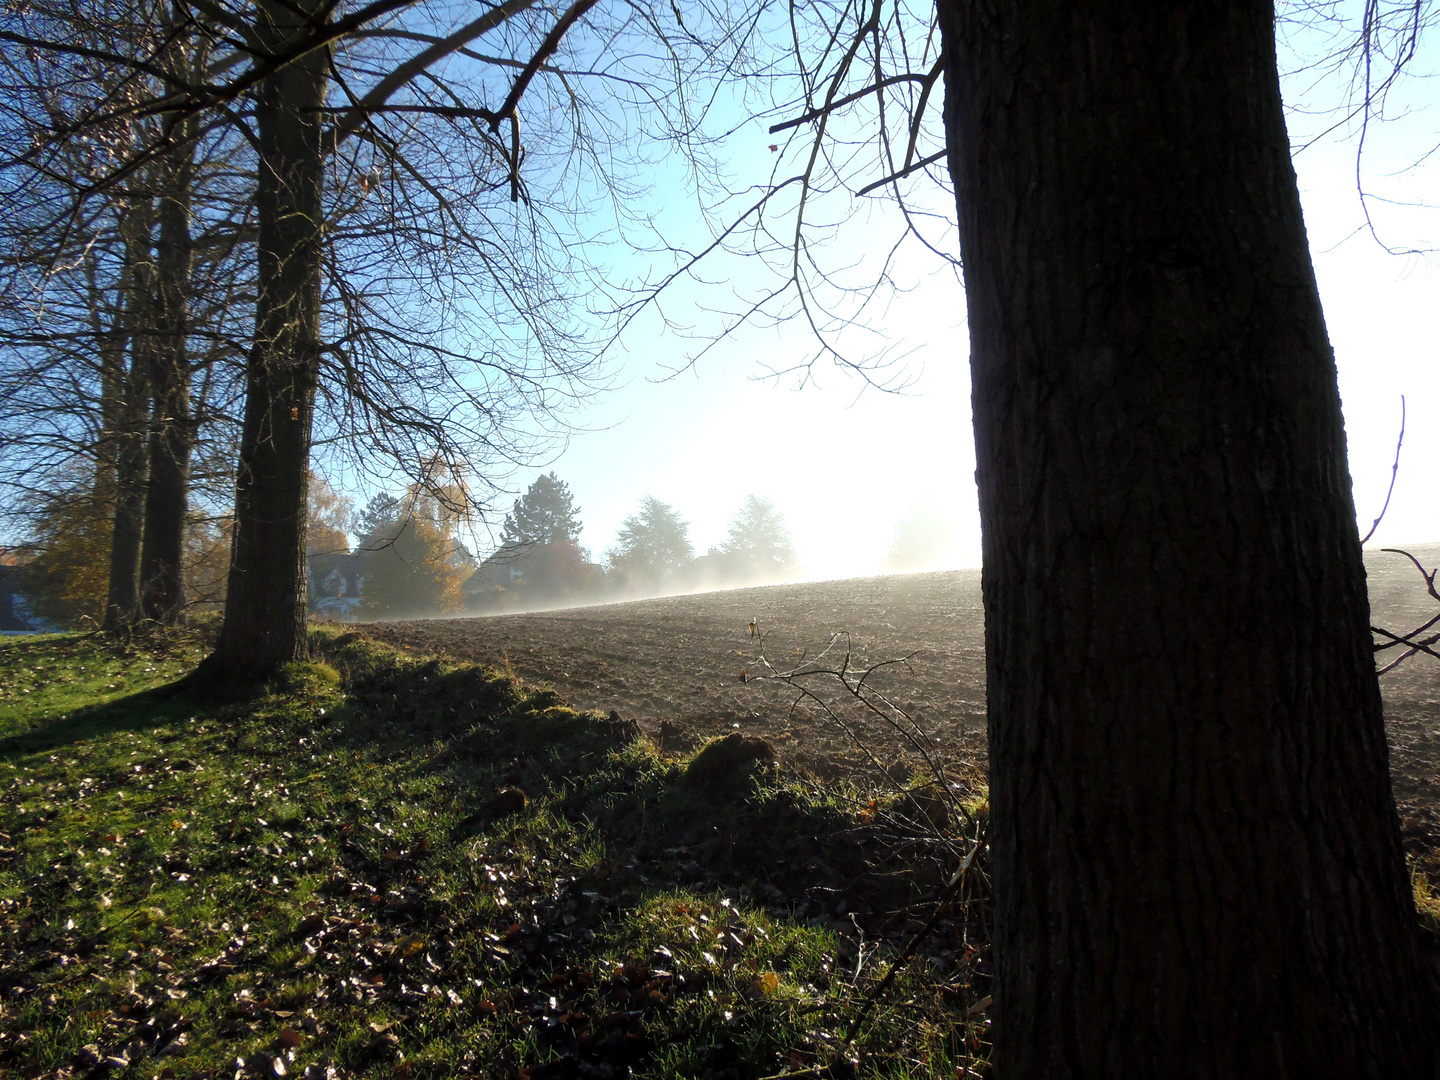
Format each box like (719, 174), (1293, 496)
(463, 19), (1439, 584)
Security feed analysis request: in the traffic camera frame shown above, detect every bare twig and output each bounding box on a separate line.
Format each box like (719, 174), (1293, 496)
(750, 622), (974, 835)
(1371, 546), (1440, 674)
(743, 617), (992, 1071)
(840, 836), (984, 1047)
(1359, 395), (1404, 545)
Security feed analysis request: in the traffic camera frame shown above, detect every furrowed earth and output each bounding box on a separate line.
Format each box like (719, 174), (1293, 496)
(1, 556), (1435, 1079)
(357, 552), (1440, 883)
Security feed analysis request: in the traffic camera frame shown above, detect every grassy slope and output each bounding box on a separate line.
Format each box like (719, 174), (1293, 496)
(0, 631), (991, 1080)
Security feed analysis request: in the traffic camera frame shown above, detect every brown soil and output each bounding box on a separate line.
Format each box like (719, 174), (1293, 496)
(354, 550), (1440, 879)
(1364, 545), (1440, 882)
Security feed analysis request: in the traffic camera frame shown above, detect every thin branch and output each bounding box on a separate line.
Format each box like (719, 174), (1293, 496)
(326, 0), (540, 149)
(854, 148), (947, 197)
(767, 71), (934, 134)
(492, 0), (603, 130)
(1359, 394), (1404, 545)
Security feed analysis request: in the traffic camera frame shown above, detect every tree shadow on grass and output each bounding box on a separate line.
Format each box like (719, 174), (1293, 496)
(312, 631), (963, 934)
(0, 678), (260, 759)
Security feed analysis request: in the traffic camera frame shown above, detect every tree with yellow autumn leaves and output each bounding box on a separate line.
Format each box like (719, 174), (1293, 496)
(353, 469), (472, 619)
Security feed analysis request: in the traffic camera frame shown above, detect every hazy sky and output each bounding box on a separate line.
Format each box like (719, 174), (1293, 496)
(467, 22), (1439, 583)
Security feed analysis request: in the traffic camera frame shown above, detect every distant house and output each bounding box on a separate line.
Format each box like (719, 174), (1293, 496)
(307, 551), (363, 619)
(462, 542), (602, 611)
(462, 546), (528, 610)
(469, 546), (527, 585)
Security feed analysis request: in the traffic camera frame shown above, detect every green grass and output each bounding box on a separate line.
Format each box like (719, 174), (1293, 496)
(0, 629), (991, 1080)
(0, 631), (204, 737)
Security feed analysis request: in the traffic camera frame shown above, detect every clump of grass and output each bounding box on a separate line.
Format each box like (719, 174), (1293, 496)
(1415, 866), (1440, 943)
(0, 628), (991, 1079)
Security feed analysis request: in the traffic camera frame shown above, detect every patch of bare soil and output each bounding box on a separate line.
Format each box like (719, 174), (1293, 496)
(1366, 545), (1440, 882)
(358, 570), (989, 780)
(355, 553), (1440, 879)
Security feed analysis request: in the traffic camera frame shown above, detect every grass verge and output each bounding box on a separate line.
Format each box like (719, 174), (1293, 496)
(0, 630), (991, 1080)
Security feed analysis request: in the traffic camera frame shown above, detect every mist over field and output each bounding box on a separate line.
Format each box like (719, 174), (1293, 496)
(354, 553), (1439, 887)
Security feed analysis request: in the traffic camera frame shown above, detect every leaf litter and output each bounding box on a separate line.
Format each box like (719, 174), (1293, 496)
(0, 630), (993, 1079)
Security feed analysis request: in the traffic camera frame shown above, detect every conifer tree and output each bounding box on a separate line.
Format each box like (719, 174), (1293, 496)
(607, 496), (693, 589)
(498, 473), (582, 549)
(718, 495), (797, 580)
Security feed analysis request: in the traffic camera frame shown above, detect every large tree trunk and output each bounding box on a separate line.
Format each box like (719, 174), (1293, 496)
(139, 114), (197, 625)
(206, 0), (326, 678)
(936, 1), (1438, 1075)
(103, 204), (154, 631)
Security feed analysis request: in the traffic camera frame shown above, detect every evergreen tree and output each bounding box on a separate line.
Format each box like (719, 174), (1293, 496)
(498, 473), (582, 549)
(479, 473), (589, 604)
(354, 494), (403, 548)
(606, 496), (693, 588)
(719, 496), (798, 580)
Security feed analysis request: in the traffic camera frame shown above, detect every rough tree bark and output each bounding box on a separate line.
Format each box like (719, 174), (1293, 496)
(936, 0), (1438, 1075)
(206, 0), (326, 678)
(139, 112), (197, 624)
(103, 203), (154, 631)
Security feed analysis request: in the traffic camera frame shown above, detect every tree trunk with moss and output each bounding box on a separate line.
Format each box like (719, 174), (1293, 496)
(937, 0), (1438, 1074)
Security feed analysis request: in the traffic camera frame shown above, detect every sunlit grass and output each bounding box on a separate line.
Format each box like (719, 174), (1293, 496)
(0, 631), (203, 736)
(1415, 867), (1440, 940)
(0, 629), (990, 1079)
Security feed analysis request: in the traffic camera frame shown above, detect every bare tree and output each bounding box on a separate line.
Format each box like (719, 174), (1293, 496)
(11, 2), (1435, 1068)
(0, 0), (251, 627)
(657, 2), (1439, 1069)
(6, 0), (796, 674)
(598, 0), (1440, 1068)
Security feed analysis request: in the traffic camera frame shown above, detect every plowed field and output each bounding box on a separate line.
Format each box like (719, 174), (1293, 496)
(355, 552), (1440, 878)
